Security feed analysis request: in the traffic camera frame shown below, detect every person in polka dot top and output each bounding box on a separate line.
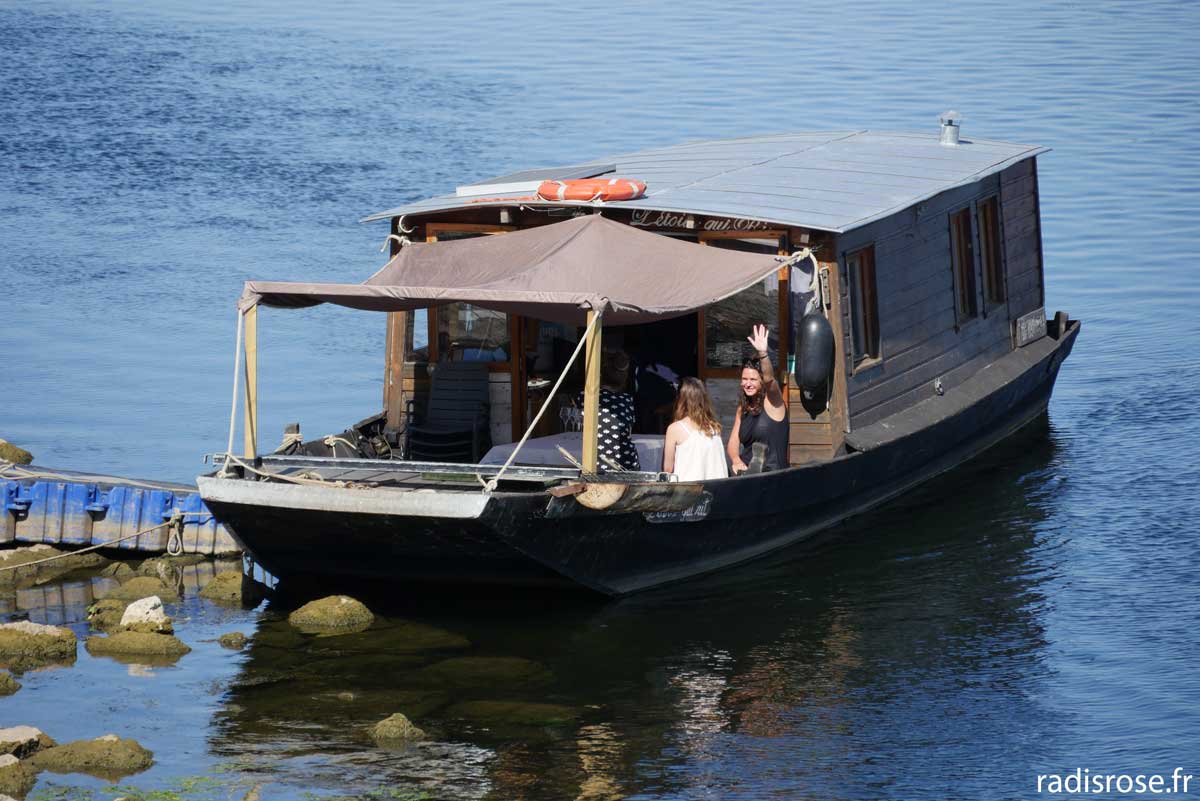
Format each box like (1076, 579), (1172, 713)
(576, 350), (641, 473)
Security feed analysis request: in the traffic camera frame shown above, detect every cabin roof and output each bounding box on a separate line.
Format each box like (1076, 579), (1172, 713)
(363, 130), (1048, 233)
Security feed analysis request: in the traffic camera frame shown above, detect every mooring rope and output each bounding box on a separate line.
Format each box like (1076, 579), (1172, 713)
(224, 308), (246, 470)
(321, 435), (360, 453)
(479, 308), (604, 493)
(379, 234), (412, 253)
(219, 452), (376, 489)
(0, 509), (212, 573)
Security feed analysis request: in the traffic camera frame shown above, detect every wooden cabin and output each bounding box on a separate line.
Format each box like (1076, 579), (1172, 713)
(367, 124), (1049, 467)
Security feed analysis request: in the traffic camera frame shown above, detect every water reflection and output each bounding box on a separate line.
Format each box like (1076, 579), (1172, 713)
(208, 422), (1061, 799)
(0, 558), (240, 627)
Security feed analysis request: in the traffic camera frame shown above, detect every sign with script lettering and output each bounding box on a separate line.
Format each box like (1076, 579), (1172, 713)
(644, 493), (713, 524)
(629, 209), (772, 232)
(1015, 307), (1047, 347)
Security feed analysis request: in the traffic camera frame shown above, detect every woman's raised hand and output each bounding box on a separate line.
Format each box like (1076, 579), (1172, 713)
(747, 324), (770, 357)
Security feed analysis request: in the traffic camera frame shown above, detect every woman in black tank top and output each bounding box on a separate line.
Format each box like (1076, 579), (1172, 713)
(727, 324), (789, 473)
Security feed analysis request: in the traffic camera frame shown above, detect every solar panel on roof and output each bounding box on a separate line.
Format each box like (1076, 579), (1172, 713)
(455, 163), (615, 197)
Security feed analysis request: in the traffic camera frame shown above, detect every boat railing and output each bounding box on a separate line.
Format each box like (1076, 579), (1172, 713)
(207, 453), (668, 486)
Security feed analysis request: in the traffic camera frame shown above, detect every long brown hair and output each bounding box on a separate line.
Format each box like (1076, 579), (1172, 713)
(674, 377), (722, 436)
(739, 358), (764, 416)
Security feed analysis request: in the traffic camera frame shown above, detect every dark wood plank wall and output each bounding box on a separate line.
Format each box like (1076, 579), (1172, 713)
(387, 165), (1044, 458)
(834, 156), (1044, 431)
(1000, 158), (1045, 318)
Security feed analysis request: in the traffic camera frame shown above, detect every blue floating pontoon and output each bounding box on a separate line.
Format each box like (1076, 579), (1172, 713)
(1, 464), (239, 555)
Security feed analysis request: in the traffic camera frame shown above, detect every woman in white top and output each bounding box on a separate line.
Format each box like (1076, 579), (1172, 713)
(662, 377), (729, 481)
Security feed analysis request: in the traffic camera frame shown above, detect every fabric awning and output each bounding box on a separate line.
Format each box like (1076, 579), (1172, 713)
(239, 214), (784, 324)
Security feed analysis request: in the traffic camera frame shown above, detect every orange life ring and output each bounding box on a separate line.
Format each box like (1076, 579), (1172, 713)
(537, 178), (646, 202)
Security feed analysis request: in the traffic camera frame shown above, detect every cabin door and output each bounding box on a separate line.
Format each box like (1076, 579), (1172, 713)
(510, 313), (700, 438)
(512, 317), (582, 439)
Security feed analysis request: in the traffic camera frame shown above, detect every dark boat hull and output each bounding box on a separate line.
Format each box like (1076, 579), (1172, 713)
(201, 322), (1079, 595)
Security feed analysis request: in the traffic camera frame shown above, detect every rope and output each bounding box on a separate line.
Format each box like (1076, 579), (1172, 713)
(221, 452), (368, 489)
(166, 520), (184, 556)
(322, 435), (360, 453)
(379, 234), (412, 253)
(272, 431), (304, 454)
(777, 247), (823, 315)
(479, 308), (604, 493)
(224, 308), (245, 473)
(0, 509), (211, 573)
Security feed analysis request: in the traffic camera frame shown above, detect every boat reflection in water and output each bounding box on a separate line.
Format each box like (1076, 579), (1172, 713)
(211, 420), (1061, 799)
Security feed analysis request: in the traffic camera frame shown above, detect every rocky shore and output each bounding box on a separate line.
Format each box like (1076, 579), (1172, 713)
(0, 542), (573, 800)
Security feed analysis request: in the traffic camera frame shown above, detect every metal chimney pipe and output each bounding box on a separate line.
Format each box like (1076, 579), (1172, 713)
(939, 111), (962, 146)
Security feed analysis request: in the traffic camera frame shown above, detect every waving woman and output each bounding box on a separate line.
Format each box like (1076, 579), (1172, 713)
(727, 324), (789, 473)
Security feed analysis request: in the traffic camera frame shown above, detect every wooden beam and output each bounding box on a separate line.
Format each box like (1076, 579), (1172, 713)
(384, 218), (409, 431)
(425, 222), (516, 236)
(509, 314), (525, 441)
(776, 233), (791, 405)
(823, 246), (850, 455)
(581, 311), (602, 473)
(384, 311), (407, 429)
(242, 305), (258, 458)
(695, 229), (788, 241)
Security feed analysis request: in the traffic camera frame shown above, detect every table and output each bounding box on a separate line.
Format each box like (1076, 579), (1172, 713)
(481, 432), (665, 471)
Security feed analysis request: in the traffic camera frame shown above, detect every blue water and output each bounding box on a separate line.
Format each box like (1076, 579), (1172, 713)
(3, 0), (1200, 798)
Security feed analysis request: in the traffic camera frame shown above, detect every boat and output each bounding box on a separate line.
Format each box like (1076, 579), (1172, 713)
(198, 117), (1080, 596)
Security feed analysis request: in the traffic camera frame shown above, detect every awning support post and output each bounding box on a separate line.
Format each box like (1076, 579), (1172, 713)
(242, 304), (259, 458)
(581, 309), (602, 474)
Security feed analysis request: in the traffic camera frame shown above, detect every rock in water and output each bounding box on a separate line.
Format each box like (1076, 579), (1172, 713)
(446, 700), (578, 727)
(0, 726), (56, 759)
(100, 562), (137, 581)
(0, 621), (78, 672)
(137, 554), (208, 577)
(0, 754), (35, 798)
(0, 546), (107, 588)
(0, 545), (100, 589)
(100, 575), (180, 603)
(415, 656), (552, 689)
(218, 632), (248, 650)
(87, 599), (129, 632)
(370, 713), (426, 746)
(200, 570), (258, 605)
(287, 596), (374, 635)
(0, 440), (32, 465)
(119, 596), (173, 634)
(27, 734), (153, 781)
(85, 631), (191, 661)
(0, 673), (19, 697)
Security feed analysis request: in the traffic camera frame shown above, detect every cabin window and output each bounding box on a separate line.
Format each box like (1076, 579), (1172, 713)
(950, 208), (979, 323)
(435, 304), (510, 363)
(406, 308), (430, 361)
(977, 196), (1005, 306)
(423, 223), (515, 368)
(699, 233), (786, 371)
(847, 245), (879, 363)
